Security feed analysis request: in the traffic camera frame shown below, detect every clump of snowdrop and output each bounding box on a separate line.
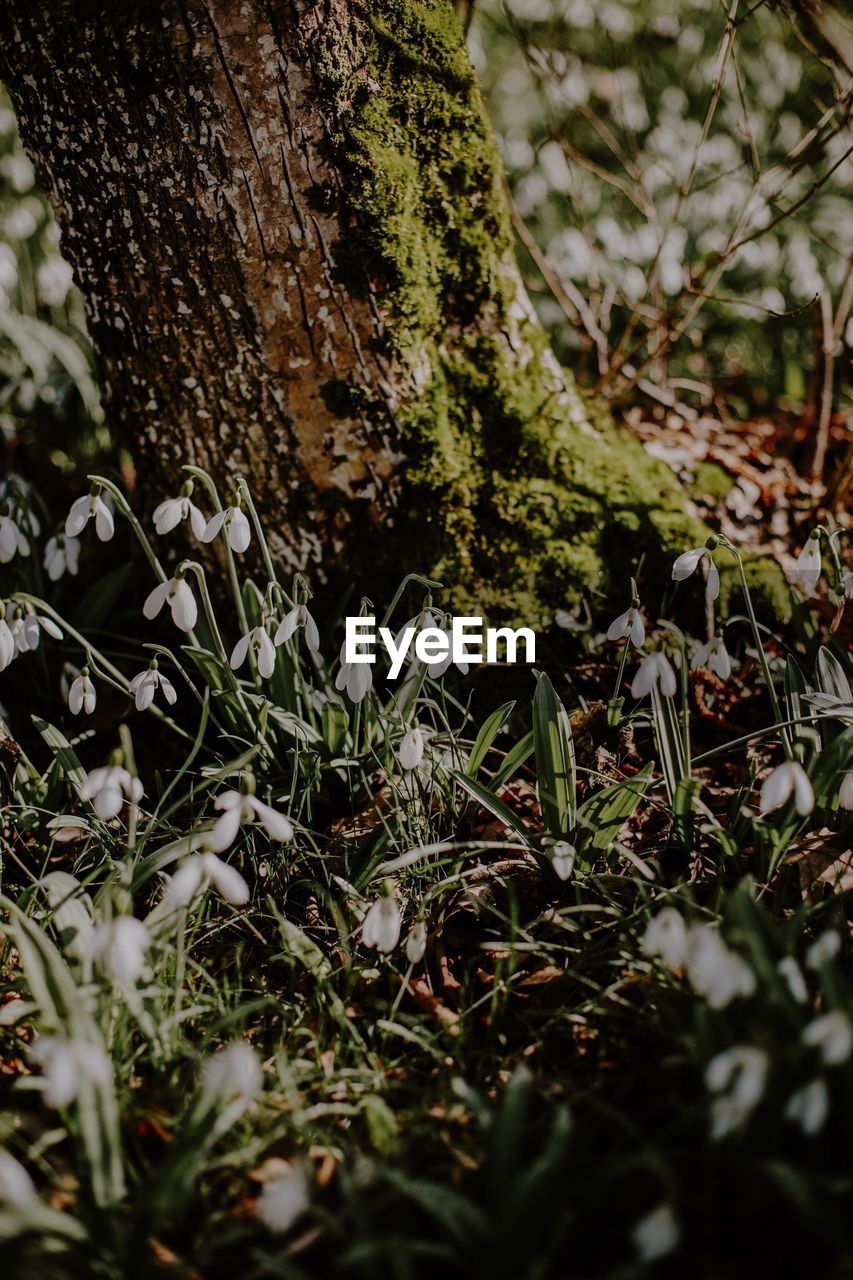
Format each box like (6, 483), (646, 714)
(256, 1164), (310, 1234)
(0, 510), (30, 562)
(785, 1079), (829, 1136)
(686, 925), (756, 1009)
(691, 635), (731, 680)
(631, 651), (677, 699)
(789, 530), (822, 596)
(129, 659), (177, 711)
(231, 624), (277, 680)
(68, 666), (97, 715)
(143, 573), (197, 632)
(87, 916), (151, 985)
(44, 533), (80, 581)
(164, 852), (250, 908)
(760, 760), (814, 817)
(202, 498), (251, 553)
(672, 537), (720, 601)
(275, 600), (320, 654)
(802, 1011), (852, 1066)
(29, 1036), (111, 1107)
(153, 482), (207, 539)
(208, 777), (294, 851)
(79, 763), (143, 820)
(65, 487), (114, 542)
(362, 891), (402, 953)
(706, 1046), (768, 1139)
(398, 724), (424, 771)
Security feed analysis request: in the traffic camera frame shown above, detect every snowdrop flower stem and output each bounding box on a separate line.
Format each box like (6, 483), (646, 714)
(718, 537), (791, 757)
(237, 476), (279, 589)
(185, 466), (250, 634)
(87, 474), (167, 586)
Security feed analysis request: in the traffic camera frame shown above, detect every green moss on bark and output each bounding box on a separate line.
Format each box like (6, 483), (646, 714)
(311, 0), (717, 621)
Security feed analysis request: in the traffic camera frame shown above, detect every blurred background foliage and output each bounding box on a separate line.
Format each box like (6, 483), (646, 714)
(0, 0), (850, 486)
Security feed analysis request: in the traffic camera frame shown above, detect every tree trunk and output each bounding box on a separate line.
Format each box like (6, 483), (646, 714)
(0, 0), (699, 619)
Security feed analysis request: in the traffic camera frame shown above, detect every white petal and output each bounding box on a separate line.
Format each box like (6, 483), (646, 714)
(65, 537), (81, 575)
(65, 495), (91, 537)
(214, 790), (242, 811)
(209, 857), (250, 905)
(251, 799), (294, 842)
(399, 727), (424, 771)
(705, 557), (720, 602)
(405, 921), (428, 963)
(135, 673), (157, 712)
(94, 498), (114, 541)
(607, 609), (631, 641)
(348, 663), (373, 703)
(671, 548), (705, 581)
(257, 631), (277, 679)
(304, 611), (320, 654)
(230, 633), (251, 670)
(165, 858), (205, 906)
(160, 674), (178, 705)
(760, 763), (793, 814)
(631, 656), (657, 699)
(170, 580), (197, 631)
(792, 764), (814, 816)
(274, 608), (299, 646)
(201, 509), (227, 542)
(83, 684), (97, 714)
(657, 654), (677, 698)
(143, 580), (170, 620)
(710, 641), (731, 681)
(68, 678), (85, 715)
(628, 611), (645, 647)
(188, 502), (207, 540)
(93, 786), (123, 821)
(153, 498), (182, 534)
(227, 509), (251, 553)
(209, 805), (242, 852)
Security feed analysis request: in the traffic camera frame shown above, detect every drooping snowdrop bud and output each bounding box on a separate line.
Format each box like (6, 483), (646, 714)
(129, 660), (178, 712)
(256, 1164), (310, 1234)
(335, 656), (373, 704)
(685, 925), (755, 1008)
(209, 785), (294, 852)
(839, 773), (853, 810)
(643, 907), (688, 970)
(202, 1041), (262, 1106)
(274, 603), (320, 654)
(68, 666), (97, 716)
(759, 761), (814, 817)
(0, 1149), (37, 1208)
(202, 501), (251, 553)
(405, 920), (428, 963)
(65, 489), (114, 542)
(11, 610), (63, 655)
(631, 651), (677, 699)
(88, 916), (151, 985)
(29, 1035), (111, 1108)
(672, 539), (720, 601)
(152, 484), (207, 540)
(607, 605), (645, 648)
(802, 1010), (853, 1066)
(44, 533), (81, 581)
(777, 956), (808, 1003)
(691, 635), (731, 680)
(165, 851), (250, 907)
(789, 531), (822, 595)
(0, 512), (30, 562)
(632, 1204), (679, 1263)
(706, 1046), (768, 1139)
(398, 725), (424, 771)
(143, 575), (197, 632)
(231, 626), (277, 680)
(362, 894), (402, 953)
(551, 840), (576, 882)
(79, 765), (143, 821)
(785, 1079), (829, 1136)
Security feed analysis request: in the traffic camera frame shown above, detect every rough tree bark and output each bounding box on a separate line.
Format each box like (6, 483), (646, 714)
(0, 0), (701, 620)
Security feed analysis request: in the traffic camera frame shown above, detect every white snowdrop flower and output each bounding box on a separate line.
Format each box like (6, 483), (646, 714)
(672, 544), (720, 601)
(11, 611), (63, 656)
(202, 1041), (262, 1105)
(778, 956), (808, 1003)
(551, 840), (576, 882)
(129, 661), (178, 712)
(686, 926), (755, 1009)
(839, 773), (853, 810)
(785, 1079), (829, 1136)
(806, 930), (841, 970)
(231, 626), (277, 680)
(691, 635), (731, 680)
(201, 504), (251, 553)
(143, 576), (197, 632)
(643, 907), (688, 970)
(395, 607), (438, 649)
(398, 725), (424, 771)
(405, 920), (428, 963)
(631, 651), (677, 699)
(335, 657), (373, 704)
(426, 626), (469, 679)
(706, 1046), (768, 1140)
(29, 1036), (111, 1108)
(274, 603), (320, 654)
(65, 491), (114, 542)
(165, 852), (250, 908)
(0, 513), (30, 562)
(153, 492), (207, 540)
(802, 1011), (853, 1066)
(209, 787), (294, 852)
(0, 615), (15, 672)
(0, 1150), (37, 1209)
(68, 669), (97, 716)
(257, 1165), (310, 1234)
(362, 896), (402, 953)
(789, 533), (822, 595)
(79, 765), (143, 821)
(760, 761), (814, 817)
(36, 255), (74, 307)
(632, 1204), (679, 1262)
(44, 533), (81, 581)
(607, 605), (645, 647)
(88, 917), (151, 985)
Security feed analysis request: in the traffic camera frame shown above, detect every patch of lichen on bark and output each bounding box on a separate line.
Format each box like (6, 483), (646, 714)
(312, 0), (711, 620)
